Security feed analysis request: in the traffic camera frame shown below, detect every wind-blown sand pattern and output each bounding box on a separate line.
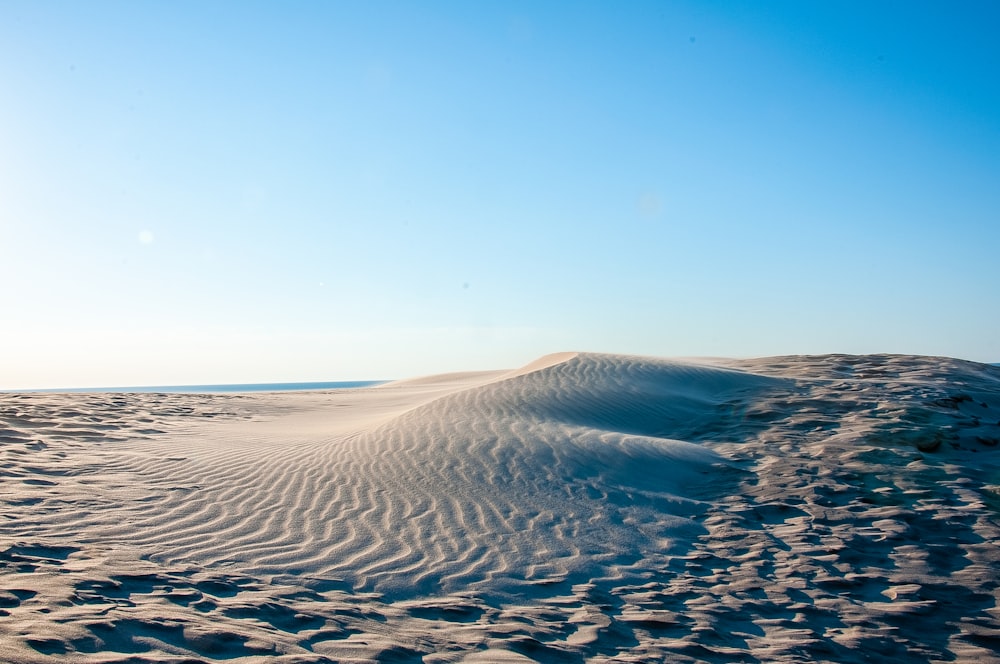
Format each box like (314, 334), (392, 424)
(2, 353), (999, 662)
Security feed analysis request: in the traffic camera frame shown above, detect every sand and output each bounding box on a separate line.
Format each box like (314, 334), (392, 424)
(1, 352), (999, 662)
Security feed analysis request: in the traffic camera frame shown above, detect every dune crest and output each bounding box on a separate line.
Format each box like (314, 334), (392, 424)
(494, 350), (579, 380)
(2, 352), (999, 662)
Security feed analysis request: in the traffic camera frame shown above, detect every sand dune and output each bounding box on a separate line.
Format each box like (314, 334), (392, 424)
(2, 352), (999, 662)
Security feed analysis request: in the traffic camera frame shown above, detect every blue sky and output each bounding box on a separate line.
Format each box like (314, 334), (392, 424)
(2, 1), (998, 388)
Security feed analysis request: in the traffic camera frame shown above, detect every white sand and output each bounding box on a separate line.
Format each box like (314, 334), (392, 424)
(1, 352), (999, 662)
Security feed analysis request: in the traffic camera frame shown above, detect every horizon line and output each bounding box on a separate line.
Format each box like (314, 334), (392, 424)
(1, 380), (389, 395)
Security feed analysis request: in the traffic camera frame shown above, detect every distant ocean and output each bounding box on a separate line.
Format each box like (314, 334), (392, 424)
(21, 381), (386, 394)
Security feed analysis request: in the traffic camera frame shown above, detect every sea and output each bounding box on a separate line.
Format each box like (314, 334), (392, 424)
(17, 381), (386, 394)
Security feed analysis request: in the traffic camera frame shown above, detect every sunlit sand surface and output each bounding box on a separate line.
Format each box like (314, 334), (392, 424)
(2, 353), (999, 662)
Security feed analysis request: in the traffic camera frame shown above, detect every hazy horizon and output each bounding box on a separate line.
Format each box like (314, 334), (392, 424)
(3, 1), (999, 389)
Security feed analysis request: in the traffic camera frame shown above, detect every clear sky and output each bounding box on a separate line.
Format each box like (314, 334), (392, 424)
(2, 1), (999, 388)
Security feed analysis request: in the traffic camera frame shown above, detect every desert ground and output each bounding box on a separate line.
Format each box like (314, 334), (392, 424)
(2, 352), (999, 662)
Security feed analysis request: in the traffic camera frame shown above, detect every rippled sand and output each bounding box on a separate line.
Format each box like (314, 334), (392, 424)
(2, 352), (999, 662)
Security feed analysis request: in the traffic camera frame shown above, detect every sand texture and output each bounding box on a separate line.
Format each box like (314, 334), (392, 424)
(2, 352), (1000, 662)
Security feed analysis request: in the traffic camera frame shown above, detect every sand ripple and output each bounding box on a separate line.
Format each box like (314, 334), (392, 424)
(5, 355), (769, 597)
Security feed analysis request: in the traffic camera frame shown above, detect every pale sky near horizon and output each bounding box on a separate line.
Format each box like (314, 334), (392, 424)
(2, 1), (999, 388)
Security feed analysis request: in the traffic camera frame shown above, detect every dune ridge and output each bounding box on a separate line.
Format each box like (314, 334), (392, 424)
(2, 352), (999, 662)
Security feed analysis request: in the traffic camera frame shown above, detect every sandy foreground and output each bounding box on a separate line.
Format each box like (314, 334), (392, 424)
(1, 352), (999, 663)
